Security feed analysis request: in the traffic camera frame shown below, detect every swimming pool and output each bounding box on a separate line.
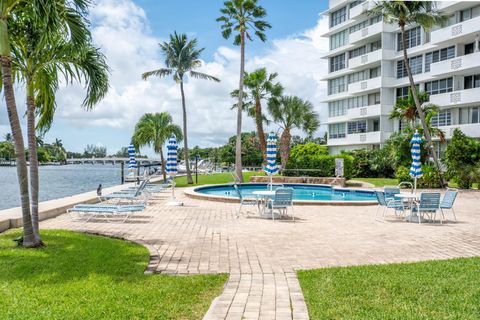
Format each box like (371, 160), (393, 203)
(192, 183), (377, 204)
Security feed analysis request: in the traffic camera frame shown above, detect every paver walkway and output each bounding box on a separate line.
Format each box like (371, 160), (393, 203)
(41, 190), (480, 319)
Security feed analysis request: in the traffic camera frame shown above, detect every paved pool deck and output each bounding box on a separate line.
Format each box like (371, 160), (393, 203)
(40, 189), (480, 320)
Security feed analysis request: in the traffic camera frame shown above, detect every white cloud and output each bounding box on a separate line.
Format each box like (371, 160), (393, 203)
(0, 0), (330, 153)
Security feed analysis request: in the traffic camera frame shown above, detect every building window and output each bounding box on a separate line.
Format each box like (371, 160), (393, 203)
(430, 109), (452, 127)
(425, 78), (453, 96)
(465, 43), (475, 55)
(329, 123), (346, 139)
(397, 26), (421, 51)
(460, 107), (480, 124)
(349, 46), (366, 59)
(330, 7), (347, 27)
(348, 120), (367, 134)
(349, 0), (365, 9)
(370, 14), (382, 24)
(464, 74), (480, 89)
(330, 53), (346, 72)
(370, 39), (382, 52)
(328, 77), (346, 95)
(370, 66), (381, 78)
(368, 92), (380, 105)
(330, 30), (348, 50)
(460, 8), (472, 22)
(425, 46), (455, 72)
(349, 20), (369, 34)
(397, 55), (422, 78)
(347, 95), (368, 109)
(348, 70), (368, 84)
(328, 101), (347, 117)
(473, 107), (480, 123)
(396, 85), (419, 101)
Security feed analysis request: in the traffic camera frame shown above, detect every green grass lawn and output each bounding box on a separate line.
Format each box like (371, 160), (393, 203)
(298, 258), (480, 319)
(0, 230), (227, 320)
(174, 171), (264, 187)
(349, 177), (398, 187)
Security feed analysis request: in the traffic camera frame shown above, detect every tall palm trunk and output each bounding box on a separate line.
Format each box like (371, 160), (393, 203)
(179, 80), (193, 184)
(0, 19), (36, 247)
(279, 127), (291, 170)
(235, 31), (245, 183)
(26, 80), (41, 242)
(400, 24), (447, 188)
(159, 148), (167, 182)
(254, 98), (267, 162)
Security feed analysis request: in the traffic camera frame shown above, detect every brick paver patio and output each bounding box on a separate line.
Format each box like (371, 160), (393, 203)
(41, 190), (480, 320)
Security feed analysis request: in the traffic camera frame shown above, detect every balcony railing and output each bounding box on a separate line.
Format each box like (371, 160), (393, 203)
(430, 51), (480, 77)
(327, 131), (381, 146)
(349, 21), (396, 44)
(349, 1), (371, 19)
(349, 49), (394, 70)
(440, 123), (480, 140)
(431, 15), (480, 45)
(429, 87), (480, 107)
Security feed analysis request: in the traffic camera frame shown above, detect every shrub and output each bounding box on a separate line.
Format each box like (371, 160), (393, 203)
(396, 164), (442, 188)
(444, 129), (480, 189)
(345, 148), (395, 178)
(285, 153), (354, 180)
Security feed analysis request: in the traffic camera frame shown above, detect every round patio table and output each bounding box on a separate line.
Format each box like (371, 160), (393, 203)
(252, 190), (276, 218)
(395, 193), (422, 223)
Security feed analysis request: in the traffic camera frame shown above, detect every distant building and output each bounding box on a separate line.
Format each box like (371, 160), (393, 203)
(322, 0), (480, 156)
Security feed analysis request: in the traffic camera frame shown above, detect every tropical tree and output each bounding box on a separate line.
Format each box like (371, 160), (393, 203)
(268, 96), (320, 169)
(142, 32), (219, 185)
(3, 133), (12, 142)
(217, 0), (271, 182)
(0, 0), (94, 247)
(390, 89), (446, 141)
(10, 10), (109, 243)
(132, 113), (183, 182)
(231, 68), (282, 162)
(367, 1), (449, 187)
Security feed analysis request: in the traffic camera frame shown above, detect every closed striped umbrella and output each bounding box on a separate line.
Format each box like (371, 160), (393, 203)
(264, 133), (279, 190)
(166, 134), (178, 177)
(128, 144), (137, 170)
(409, 131), (423, 193)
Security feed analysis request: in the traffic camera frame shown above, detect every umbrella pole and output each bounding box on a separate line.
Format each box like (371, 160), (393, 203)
(269, 174), (272, 191)
(167, 177), (183, 206)
(414, 177), (417, 194)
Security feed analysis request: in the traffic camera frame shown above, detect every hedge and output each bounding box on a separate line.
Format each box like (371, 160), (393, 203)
(284, 154), (354, 180)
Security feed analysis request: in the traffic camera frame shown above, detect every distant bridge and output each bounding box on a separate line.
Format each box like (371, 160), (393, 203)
(66, 157), (162, 165)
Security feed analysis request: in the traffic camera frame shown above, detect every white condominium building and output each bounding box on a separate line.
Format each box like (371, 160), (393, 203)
(322, 0), (480, 155)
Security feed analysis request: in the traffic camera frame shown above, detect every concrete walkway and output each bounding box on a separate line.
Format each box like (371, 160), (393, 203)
(41, 190), (480, 320)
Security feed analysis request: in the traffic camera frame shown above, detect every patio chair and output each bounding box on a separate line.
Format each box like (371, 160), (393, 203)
(234, 184), (258, 217)
(374, 191), (405, 221)
(435, 188), (458, 223)
(267, 187), (294, 221)
(101, 180), (150, 203)
(413, 192), (441, 224)
(68, 203), (146, 222)
(384, 186), (400, 202)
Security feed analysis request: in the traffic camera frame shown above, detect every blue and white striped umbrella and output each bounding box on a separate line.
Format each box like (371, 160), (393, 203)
(128, 144), (137, 170)
(409, 131), (423, 192)
(264, 133), (279, 176)
(166, 134), (178, 177)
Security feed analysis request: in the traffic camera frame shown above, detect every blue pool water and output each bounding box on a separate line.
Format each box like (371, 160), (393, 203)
(195, 184), (377, 202)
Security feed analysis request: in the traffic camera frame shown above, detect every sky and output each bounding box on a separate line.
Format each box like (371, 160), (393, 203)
(0, 0), (330, 157)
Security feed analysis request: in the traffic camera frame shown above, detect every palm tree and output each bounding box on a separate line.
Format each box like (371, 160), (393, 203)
(268, 96), (320, 169)
(217, 0), (271, 182)
(142, 32), (219, 185)
(10, 6), (109, 243)
(132, 113), (183, 182)
(3, 133), (13, 142)
(231, 68), (283, 162)
(367, 1), (449, 186)
(0, 0), (92, 247)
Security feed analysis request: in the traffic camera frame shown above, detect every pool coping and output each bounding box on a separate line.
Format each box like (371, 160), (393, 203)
(183, 183), (378, 206)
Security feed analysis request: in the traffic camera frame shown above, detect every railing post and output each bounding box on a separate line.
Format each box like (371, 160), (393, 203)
(121, 162), (124, 184)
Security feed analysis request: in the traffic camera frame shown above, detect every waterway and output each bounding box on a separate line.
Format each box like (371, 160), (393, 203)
(0, 164), (130, 211)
